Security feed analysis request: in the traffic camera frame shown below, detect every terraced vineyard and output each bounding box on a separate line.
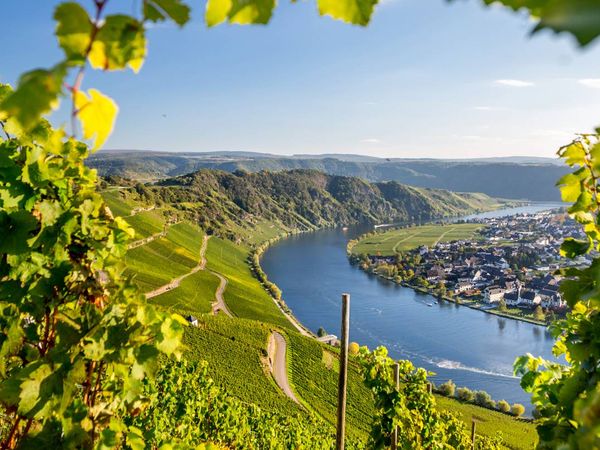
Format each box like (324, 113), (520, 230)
(205, 237), (293, 330)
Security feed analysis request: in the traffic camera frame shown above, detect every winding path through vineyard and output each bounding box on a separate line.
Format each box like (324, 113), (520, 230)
(210, 270), (231, 316)
(269, 332), (299, 404)
(146, 235), (210, 299)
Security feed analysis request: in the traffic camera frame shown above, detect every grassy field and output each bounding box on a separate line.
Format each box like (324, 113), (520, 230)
(183, 315), (302, 416)
(205, 237), (293, 330)
(125, 222), (203, 292)
(102, 189), (137, 216)
(436, 396), (537, 449)
(150, 269), (218, 316)
(352, 223), (484, 256)
(125, 209), (167, 239)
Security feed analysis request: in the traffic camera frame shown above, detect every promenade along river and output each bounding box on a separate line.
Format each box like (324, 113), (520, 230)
(261, 204), (562, 411)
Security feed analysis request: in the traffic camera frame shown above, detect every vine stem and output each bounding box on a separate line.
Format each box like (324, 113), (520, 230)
(69, 0), (109, 137)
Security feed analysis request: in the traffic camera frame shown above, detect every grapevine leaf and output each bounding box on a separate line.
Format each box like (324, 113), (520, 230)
(560, 237), (592, 258)
(205, 0), (276, 26)
(0, 65), (66, 130)
(143, 0), (191, 26)
(89, 15), (147, 73)
(478, 0), (600, 47)
(0, 211), (39, 254)
(317, 0), (378, 26)
(54, 2), (93, 64)
(74, 88), (118, 151)
(556, 172), (584, 203)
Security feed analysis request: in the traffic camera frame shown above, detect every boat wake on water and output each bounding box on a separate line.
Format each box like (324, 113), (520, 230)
(428, 358), (518, 379)
(353, 328), (519, 380)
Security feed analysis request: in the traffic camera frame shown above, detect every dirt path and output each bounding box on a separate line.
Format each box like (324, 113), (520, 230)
(268, 332), (299, 403)
(145, 235), (209, 299)
(433, 226), (455, 246)
(210, 270), (232, 317)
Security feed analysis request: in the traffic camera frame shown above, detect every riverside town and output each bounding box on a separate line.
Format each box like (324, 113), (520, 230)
(350, 208), (583, 324)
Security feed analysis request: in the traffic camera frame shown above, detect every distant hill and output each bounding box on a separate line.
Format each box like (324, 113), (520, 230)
(89, 151), (567, 201)
(139, 169), (505, 237)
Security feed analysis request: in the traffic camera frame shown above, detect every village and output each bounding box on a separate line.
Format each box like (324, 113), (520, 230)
(359, 209), (585, 322)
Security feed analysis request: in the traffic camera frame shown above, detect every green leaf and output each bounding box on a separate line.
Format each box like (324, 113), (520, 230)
(89, 15), (146, 73)
(0, 65), (66, 130)
(0, 211), (39, 254)
(560, 237), (592, 258)
(75, 88), (118, 151)
(317, 0), (378, 26)
(54, 2), (93, 64)
(205, 0), (276, 26)
(480, 0), (600, 47)
(143, 0), (191, 26)
(556, 172), (584, 203)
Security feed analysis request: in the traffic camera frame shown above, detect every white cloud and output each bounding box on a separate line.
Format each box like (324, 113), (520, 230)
(578, 78), (600, 88)
(494, 79), (535, 87)
(474, 106), (494, 111)
(361, 138), (382, 144)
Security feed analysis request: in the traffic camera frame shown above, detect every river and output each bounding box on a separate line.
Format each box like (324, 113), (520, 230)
(261, 204), (563, 411)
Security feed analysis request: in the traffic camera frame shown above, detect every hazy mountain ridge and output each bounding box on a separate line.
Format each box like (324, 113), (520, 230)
(89, 151), (567, 200)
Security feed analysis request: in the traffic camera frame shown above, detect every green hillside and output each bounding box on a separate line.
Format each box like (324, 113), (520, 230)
(99, 184), (537, 449)
(89, 151), (567, 201)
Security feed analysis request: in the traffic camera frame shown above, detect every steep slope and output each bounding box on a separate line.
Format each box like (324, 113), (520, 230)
(150, 169), (503, 236)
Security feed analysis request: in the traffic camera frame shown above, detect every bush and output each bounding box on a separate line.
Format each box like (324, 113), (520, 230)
(512, 403), (526, 417)
(474, 391), (496, 409)
(497, 400), (511, 414)
(457, 387), (475, 403)
(438, 380), (456, 397)
(317, 327), (327, 337)
(348, 342), (360, 355)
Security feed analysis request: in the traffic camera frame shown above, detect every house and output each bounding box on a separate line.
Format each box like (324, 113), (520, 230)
(186, 315), (199, 326)
(427, 265), (446, 281)
(539, 291), (565, 309)
(520, 290), (541, 307)
(317, 334), (339, 346)
(504, 291), (520, 306)
(454, 279), (474, 294)
(484, 285), (506, 303)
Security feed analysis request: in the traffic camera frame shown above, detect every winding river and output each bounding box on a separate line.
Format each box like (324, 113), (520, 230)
(261, 204), (563, 410)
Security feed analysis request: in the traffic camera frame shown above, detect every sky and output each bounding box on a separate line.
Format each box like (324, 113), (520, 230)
(3, 0), (600, 159)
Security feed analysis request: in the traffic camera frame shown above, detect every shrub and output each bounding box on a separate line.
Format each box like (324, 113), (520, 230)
(438, 380), (456, 397)
(457, 387), (475, 403)
(317, 327), (328, 337)
(497, 400), (511, 414)
(511, 403), (526, 417)
(474, 391), (495, 409)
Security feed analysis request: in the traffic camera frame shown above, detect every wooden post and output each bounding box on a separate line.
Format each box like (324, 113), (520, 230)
(391, 362), (400, 450)
(336, 293), (350, 450)
(471, 419), (477, 450)
(428, 382), (433, 394)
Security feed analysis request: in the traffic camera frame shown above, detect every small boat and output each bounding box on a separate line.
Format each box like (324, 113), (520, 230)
(426, 303), (433, 307)
(342, 226), (349, 231)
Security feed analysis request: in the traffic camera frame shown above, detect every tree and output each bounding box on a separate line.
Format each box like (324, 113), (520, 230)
(438, 379), (456, 397)
(457, 387), (475, 403)
(533, 305), (545, 322)
(511, 404), (525, 418)
(497, 400), (511, 414)
(474, 391), (496, 409)
(497, 298), (508, 312)
(317, 327), (327, 337)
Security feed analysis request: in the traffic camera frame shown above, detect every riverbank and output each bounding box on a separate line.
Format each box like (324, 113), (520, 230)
(363, 273), (547, 326)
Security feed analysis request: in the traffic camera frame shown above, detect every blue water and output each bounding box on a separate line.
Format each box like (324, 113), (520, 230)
(261, 205), (562, 410)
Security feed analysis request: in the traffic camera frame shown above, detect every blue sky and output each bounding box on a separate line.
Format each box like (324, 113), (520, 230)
(3, 0), (600, 158)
